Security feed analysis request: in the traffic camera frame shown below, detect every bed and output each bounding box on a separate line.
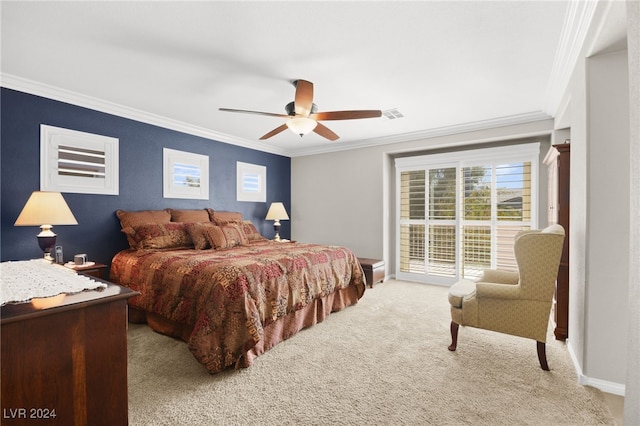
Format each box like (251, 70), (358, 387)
(109, 208), (366, 374)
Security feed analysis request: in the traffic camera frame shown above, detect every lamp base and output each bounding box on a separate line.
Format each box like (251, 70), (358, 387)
(37, 225), (57, 262)
(273, 220), (281, 242)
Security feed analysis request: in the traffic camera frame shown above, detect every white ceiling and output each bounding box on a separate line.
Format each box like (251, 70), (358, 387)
(2, 1), (580, 157)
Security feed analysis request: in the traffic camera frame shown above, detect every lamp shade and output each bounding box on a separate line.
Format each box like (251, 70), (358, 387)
(286, 117), (317, 136)
(14, 191), (78, 226)
(265, 202), (289, 221)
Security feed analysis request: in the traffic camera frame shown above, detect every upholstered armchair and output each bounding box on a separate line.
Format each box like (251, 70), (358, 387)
(447, 224), (565, 370)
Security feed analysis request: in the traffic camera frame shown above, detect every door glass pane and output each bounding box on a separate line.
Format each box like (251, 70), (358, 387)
(429, 168), (456, 220)
(400, 170), (425, 220)
(428, 224), (456, 277)
(427, 167), (457, 278)
(496, 162), (531, 221)
(400, 224), (425, 273)
(463, 166), (491, 220)
(496, 225), (530, 271)
(462, 225), (491, 279)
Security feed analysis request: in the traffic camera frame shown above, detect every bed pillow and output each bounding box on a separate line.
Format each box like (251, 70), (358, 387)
(207, 209), (243, 225)
(169, 209), (210, 223)
(184, 222), (217, 250)
(122, 222), (193, 250)
(204, 224), (248, 249)
(116, 209), (172, 247)
(242, 220), (267, 242)
(116, 209), (171, 228)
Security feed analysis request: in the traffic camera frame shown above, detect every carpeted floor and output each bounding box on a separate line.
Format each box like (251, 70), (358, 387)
(127, 280), (615, 425)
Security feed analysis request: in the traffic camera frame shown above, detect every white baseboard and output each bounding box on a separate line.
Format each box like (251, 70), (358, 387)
(567, 340), (626, 396)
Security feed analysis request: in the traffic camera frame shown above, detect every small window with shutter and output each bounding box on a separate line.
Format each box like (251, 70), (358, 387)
(40, 125), (119, 195)
(236, 161), (266, 202)
(163, 148), (209, 200)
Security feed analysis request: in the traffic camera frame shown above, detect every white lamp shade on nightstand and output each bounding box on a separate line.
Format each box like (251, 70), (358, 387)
(265, 202), (289, 221)
(14, 191), (78, 260)
(14, 191), (78, 227)
(265, 202), (289, 241)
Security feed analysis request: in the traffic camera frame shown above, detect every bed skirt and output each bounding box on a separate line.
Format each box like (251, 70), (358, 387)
(128, 283), (364, 371)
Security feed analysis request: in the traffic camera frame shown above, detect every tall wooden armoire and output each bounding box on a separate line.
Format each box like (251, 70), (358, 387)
(544, 143), (570, 341)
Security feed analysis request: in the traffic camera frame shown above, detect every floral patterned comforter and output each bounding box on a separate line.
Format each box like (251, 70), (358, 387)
(110, 241), (366, 373)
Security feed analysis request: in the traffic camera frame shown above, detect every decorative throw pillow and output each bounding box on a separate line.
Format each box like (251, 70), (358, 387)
(116, 209), (172, 247)
(204, 224), (248, 249)
(123, 222), (193, 250)
(242, 220), (267, 242)
(169, 209), (210, 223)
(184, 222), (217, 250)
(207, 209), (243, 225)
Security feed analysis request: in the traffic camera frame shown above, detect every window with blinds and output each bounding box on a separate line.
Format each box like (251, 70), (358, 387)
(40, 125), (119, 195)
(399, 170), (425, 274)
(396, 144), (538, 284)
(163, 148), (209, 200)
(241, 172), (260, 193)
(428, 168), (457, 277)
(172, 162), (202, 188)
(236, 162), (266, 202)
(57, 145), (106, 179)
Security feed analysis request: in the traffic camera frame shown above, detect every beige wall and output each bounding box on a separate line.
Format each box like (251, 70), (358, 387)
(563, 31), (589, 377)
(291, 120), (554, 268)
(585, 49), (629, 384)
(624, 0), (639, 423)
(552, 0), (633, 397)
(291, 146), (385, 258)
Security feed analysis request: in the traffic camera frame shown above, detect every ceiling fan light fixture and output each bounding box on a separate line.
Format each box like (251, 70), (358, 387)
(286, 116), (317, 137)
(220, 79), (379, 141)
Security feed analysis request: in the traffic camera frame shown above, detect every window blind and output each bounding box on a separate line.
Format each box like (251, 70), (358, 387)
(57, 145), (106, 179)
(172, 162), (201, 188)
(395, 144), (538, 284)
(399, 170), (425, 273)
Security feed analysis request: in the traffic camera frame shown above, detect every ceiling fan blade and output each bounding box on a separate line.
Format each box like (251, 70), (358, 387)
(294, 80), (314, 116)
(259, 123), (289, 140)
(313, 122), (339, 141)
(311, 110), (382, 121)
(219, 108), (289, 119)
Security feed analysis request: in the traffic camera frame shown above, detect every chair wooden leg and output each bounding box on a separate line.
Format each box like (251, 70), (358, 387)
(537, 341), (549, 371)
(448, 321), (459, 351)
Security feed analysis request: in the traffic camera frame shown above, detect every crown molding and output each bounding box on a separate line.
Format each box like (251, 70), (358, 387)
(544, 0), (599, 117)
(2, 73), (551, 159)
(287, 111), (553, 157)
(0, 73), (290, 157)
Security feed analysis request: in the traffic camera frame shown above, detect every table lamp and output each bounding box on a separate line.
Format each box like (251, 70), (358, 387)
(14, 191), (78, 261)
(265, 202), (289, 241)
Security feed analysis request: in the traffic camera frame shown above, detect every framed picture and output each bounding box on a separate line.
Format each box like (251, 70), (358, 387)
(40, 125), (119, 195)
(236, 161), (266, 202)
(163, 148), (209, 200)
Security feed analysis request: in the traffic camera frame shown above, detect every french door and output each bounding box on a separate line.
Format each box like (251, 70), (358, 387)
(395, 144), (539, 285)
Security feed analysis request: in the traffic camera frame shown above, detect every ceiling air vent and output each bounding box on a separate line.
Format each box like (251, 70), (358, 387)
(383, 108), (404, 119)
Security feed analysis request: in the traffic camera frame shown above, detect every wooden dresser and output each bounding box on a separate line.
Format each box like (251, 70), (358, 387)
(544, 143), (570, 341)
(1, 279), (137, 425)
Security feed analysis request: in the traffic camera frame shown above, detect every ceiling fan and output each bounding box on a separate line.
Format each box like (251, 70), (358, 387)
(219, 79), (382, 141)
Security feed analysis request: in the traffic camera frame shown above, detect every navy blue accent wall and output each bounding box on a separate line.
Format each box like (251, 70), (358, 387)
(1, 88), (291, 266)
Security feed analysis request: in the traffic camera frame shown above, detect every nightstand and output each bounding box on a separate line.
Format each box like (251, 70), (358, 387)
(65, 262), (108, 279)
